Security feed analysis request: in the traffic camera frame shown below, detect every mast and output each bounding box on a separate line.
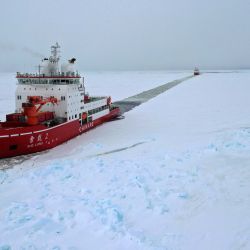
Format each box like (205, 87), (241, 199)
(50, 42), (60, 63)
(49, 42), (60, 74)
(37, 64), (42, 84)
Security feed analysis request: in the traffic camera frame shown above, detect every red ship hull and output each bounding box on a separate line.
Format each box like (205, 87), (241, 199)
(0, 108), (120, 159)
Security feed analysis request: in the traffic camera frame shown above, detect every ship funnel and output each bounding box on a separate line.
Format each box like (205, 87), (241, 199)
(40, 43), (60, 75)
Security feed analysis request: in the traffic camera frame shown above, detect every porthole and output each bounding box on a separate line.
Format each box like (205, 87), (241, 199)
(9, 145), (18, 150)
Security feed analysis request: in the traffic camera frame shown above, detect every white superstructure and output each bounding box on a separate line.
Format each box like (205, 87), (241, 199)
(15, 43), (110, 124)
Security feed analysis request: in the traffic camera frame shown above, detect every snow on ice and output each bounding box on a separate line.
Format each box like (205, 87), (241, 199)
(0, 71), (250, 249)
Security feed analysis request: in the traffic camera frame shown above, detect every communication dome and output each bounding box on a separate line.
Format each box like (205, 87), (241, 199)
(41, 58), (49, 75)
(61, 58), (76, 74)
(41, 58), (58, 75)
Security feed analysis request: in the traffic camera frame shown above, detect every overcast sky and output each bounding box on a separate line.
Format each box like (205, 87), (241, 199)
(1, 0), (250, 71)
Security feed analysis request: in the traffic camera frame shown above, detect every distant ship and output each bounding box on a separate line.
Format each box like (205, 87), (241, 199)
(194, 67), (200, 76)
(0, 43), (120, 158)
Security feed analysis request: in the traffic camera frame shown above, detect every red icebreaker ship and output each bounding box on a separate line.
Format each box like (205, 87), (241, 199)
(0, 43), (120, 158)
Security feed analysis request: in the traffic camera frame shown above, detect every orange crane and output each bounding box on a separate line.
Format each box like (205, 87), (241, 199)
(22, 96), (58, 125)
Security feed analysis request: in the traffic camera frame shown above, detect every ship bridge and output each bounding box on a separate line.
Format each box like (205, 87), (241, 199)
(16, 42), (82, 85)
(16, 72), (81, 85)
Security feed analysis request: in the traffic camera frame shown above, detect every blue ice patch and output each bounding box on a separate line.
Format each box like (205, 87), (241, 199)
(0, 245), (11, 250)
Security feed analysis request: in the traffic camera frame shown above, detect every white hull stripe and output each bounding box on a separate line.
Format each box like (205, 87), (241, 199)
(10, 134), (19, 137)
(20, 132), (32, 135)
